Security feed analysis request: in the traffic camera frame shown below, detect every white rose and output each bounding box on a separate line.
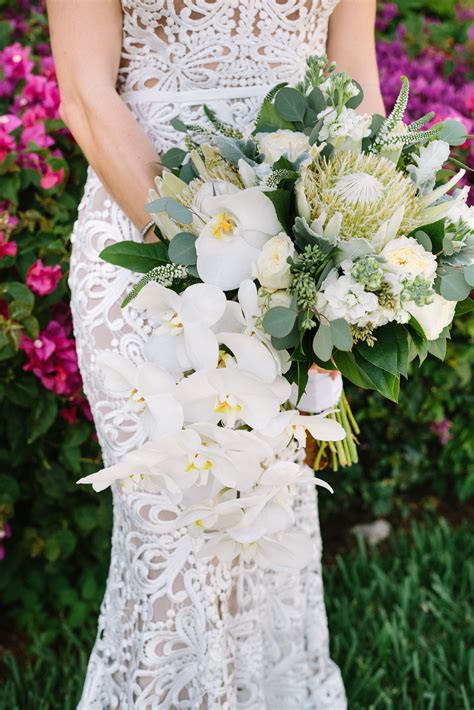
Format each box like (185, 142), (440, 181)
(254, 232), (295, 290)
(255, 130), (310, 164)
(318, 106), (371, 153)
(381, 236), (437, 282)
(406, 293), (456, 340)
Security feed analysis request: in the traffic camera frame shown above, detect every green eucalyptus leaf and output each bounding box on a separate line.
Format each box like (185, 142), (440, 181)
(437, 119), (468, 146)
(345, 80), (364, 110)
(437, 269), (471, 301)
(254, 102), (294, 133)
(274, 87), (307, 123)
(312, 323), (333, 362)
(100, 240), (170, 273)
(170, 117), (188, 132)
(168, 232), (197, 265)
(161, 147), (187, 169)
(307, 87), (326, 115)
(271, 324), (299, 350)
(464, 264), (474, 287)
(329, 318), (353, 352)
(145, 197), (193, 224)
(262, 306), (297, 338)
(415, 230), (433, 252)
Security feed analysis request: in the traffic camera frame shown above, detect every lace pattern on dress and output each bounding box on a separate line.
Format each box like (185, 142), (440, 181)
(71, 1), (346, 707)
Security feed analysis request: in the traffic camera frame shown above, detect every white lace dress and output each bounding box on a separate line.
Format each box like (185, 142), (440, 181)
(69, 2), (346, 708)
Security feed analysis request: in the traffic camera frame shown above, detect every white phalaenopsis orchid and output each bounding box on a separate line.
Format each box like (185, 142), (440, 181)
(195, 187), (282, 290)
(260, 408), (346, 453)
(216, 279), (290, 382)
(132, 282), (226, 374)
(97, 352), (183, 440)
(78, 426), (267, 501)
(176, 367), (290, 431)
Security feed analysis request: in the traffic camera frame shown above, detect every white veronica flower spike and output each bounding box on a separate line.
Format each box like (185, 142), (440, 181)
(97, 352), (183, 440)
(133, 282), (226, 373)
(195, 187), (282, 290)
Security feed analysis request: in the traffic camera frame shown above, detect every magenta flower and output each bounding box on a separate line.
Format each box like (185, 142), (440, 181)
(430, 419), (453, 446)
(0, 522), (12, 561)
(464, 84), (474, 113)
(26, 259), (62, 296)
(21, 122), (54, 150)
(0, 233), (17, 260)
(0, 114), (21, 161)
(0, 43), (34, 96)
(40, 162), (65, 189)
(20, 320), (82, 396)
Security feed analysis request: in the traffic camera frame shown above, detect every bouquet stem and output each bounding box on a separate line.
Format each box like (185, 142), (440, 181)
(309, 391), (360, 472)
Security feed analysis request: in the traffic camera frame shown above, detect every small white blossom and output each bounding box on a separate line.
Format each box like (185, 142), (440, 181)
(316, 271), (380, 327)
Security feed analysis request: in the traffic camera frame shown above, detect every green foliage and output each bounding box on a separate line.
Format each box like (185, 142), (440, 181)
(325, 519), (474, 708)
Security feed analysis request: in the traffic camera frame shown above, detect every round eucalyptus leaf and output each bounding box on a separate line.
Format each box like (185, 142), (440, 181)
(274, 88), (307, 123)
(312, 323), (333, 362)
(168, 232), (197, 265)
(262, 306), (297, 338)
(330, 318), (353, 352)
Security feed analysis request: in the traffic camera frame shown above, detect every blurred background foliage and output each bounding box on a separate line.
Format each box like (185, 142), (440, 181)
(0, 1), (472, 707)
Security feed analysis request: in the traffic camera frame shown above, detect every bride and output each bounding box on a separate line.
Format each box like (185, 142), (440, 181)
(47, 2), (385, 708)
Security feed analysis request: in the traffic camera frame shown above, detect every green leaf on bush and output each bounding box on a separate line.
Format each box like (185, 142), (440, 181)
(8, 299), (33, 321)
(5, 281), (34, 307)
(274, 87), (307, 123)
(455, 297), (474, 316)
(329, 319), (353, 352)
(145, 197), (193, 224)
(262, 306), (297, 338)
(312, 323), (333, 362)
(100, 240), (169, 273)
(168, 231), (197, 265)
(28, 392), (58, 443)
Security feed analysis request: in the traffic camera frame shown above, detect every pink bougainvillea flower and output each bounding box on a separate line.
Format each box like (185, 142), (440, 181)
(0, 114), (21, 161)
(0, 43), (34, 96)
(40, 162), (65, 189)
(464, 84), (474, 113)
(21, 123), (54, 150)
(0, 233), (17, 260)
(60, 405), (78, 424)
(20, 320), (82, 396)
(20, 105), (48, 128)
(0, 114), (22, 133)
(20, 75), (60, 115)
(430, 419), (453, 446)
(26, 259), (62, 296)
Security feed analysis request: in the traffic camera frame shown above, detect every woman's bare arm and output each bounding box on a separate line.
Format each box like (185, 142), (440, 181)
(46, 0), (161, 235)
(327, 0), (386, 116)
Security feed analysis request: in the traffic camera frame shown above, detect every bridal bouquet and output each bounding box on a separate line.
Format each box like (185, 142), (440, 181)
(78, 56), (473, 567)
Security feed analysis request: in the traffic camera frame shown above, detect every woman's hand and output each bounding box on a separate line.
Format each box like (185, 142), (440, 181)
(46, 0), (161, 234)
(327, 0), (386, 117)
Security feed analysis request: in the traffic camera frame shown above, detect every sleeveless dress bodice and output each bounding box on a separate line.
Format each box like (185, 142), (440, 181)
(70, 2), (346, 708)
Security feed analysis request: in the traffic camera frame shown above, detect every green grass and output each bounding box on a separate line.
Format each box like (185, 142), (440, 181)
(1, 519), (472, 709)
(325, 519), (474, 709)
